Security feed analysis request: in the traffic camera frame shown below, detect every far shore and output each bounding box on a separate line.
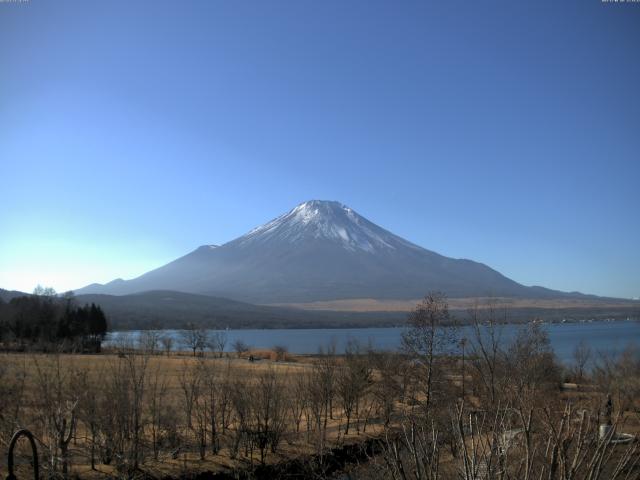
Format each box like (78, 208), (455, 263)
(266, 295), (640, 312)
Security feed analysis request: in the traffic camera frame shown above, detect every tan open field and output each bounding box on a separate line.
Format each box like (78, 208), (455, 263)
(0, 350), (387, 479)
(1, 342), (638, 479)
(267, 296), (640, 312)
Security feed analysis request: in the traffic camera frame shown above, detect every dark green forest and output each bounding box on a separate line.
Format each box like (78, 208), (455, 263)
(0, 288), (108, 352)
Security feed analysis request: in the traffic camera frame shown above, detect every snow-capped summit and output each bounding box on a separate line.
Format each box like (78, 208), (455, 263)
(75, 200), (566, 304)
(239, 200), (418, 253)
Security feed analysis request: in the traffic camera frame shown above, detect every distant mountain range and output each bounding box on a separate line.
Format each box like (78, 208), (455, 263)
(0, 289), (27, 303)
(76, 200), (589, 303)
(4, 201), (638, 329)
(68, 290), (407, 330)
(2, 286), (636, 331)
(0, 287), (407, 330)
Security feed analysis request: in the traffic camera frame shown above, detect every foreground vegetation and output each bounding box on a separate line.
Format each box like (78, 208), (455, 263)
(0, 294), (638, 479)
(0, 287), (107, 353)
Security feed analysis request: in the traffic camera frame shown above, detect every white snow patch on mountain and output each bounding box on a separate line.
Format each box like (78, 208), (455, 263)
(237, 200), (421, 253)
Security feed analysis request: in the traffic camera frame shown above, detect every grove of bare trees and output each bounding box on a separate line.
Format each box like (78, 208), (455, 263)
(0, 293), (637, 480)
(382, 294), (639, 480)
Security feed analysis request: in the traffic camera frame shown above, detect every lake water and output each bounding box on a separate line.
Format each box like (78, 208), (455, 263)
(107, 319), (639, 364)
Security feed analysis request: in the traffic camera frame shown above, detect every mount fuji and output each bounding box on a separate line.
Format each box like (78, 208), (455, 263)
(76, 200), (577, 303)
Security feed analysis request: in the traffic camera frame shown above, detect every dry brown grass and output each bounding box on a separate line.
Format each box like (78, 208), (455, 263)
(1, 348), (638, 480)
(267, 296), (640, 312)
(0, 351), (382, 479)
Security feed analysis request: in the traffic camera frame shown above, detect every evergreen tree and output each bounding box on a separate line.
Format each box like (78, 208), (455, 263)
(3, 292), (109, 351)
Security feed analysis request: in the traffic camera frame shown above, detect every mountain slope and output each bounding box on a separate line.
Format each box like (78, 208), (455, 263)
(0, 288), (29, 302)
(75, 290), (406, 330)
(76, 200), (581, 303)
(76, 290), (639, 330)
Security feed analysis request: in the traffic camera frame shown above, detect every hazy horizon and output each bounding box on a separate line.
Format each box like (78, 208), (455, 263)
(1, 1), (639, 298)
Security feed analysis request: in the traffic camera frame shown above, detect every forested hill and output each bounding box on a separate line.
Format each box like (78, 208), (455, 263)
(77, 290), (639, 331)
(74, 290), (406, 330)
(2, 288), (637, 332)
(0, 288), (28, 302)
(0, 291), (108, 351)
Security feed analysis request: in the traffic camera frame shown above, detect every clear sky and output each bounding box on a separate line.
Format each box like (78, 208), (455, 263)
(1, 0), (638, 298)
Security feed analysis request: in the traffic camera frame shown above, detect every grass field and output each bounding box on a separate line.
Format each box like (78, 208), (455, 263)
(0, 350), (387, 479)
(269, 296), (640, 312)
(0, 336), (638, 479)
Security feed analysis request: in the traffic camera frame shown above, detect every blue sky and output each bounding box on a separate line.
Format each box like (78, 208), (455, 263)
(0, 0), (638, 298)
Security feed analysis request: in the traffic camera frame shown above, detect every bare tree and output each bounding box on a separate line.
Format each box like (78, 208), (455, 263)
(122, 351), (149, 472)
(217, 361), (234, 434)
(336, 340), (372, 435)
(250, 368), (289, 463)
(593, 343), (640, 420)
(72, 366), (103, 470)
(232, 339), (250, 358)
(288, 372), (308, 434)
(98, 351), (150, 474)
(370, 350), (402, 427)
(0, 303), (636, 479)
(192, 362), (209, 460)
(210, 331), (228, 358)
(402, 292), (456, 412)
(179, 360), (201, 430)
(0, 355), (27, 445)
(33, 284), (57, 297)
(468, 300), (507, 406)
(382, 418), (441, 480)
(507, 322), (561, 407)
(229, 376), (251, 460)
(160, 335), (174, 356)
(147, 363), (169, 461)
(535, 403), (639, 480)
(273, 344), (288, 362)
(113, 333), (135, 356)
(138, 330), (161, 354)
(307, 365), (332, 458)
(201, 358), (227, 454)
(32, 355), (78, 477)
(572, 339), (592, 382)
(181, 323), (209, 356)
(316, 341), (338, 421)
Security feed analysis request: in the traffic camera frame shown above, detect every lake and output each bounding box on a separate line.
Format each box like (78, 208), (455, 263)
(107, 319), (639, 364)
